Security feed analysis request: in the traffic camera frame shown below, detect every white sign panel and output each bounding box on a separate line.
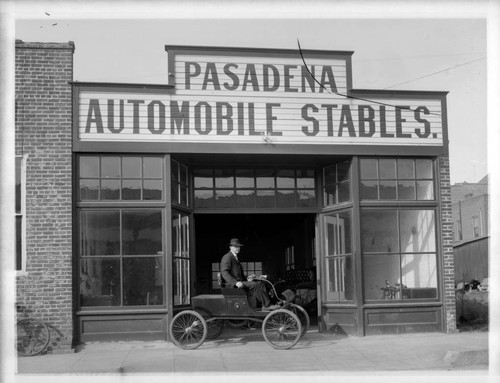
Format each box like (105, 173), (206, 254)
(78, 49), (445, 147)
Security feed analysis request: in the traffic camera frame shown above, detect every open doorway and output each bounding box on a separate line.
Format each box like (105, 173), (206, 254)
(194, 213), (318, 318)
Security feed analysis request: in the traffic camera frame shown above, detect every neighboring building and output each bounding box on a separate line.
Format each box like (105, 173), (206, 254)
(451, 176), (489, 284)
(16, 40), (457, 352)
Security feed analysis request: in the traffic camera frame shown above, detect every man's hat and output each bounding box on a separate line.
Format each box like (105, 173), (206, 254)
(229, 238), (244, 247)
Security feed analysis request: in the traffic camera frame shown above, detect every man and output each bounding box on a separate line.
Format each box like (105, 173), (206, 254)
(220, 238), (278, 310)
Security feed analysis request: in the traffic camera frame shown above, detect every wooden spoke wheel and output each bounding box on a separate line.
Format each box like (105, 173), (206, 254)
(286, 304), (310, 338)
(169, 310), (207, 350)
(262, 309), (302, 349)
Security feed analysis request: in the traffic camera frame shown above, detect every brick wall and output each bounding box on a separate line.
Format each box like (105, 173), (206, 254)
(439, 154), (458, 333)
(15, 41), (75, 353)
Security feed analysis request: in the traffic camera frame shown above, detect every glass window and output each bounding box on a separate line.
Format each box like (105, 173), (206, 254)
(171, 160), (190, 207)
(362, 208), (438, 301)
(78, 156), (164, 201)
(323, 160), (351, 206)
(194, 167), (316, 209)
(324, 210), (354, 302)
(79, 209), (164, 307)
(173, 212), (191, 306)
(360, 158), (435, 201)
(16, 156), (26, 271)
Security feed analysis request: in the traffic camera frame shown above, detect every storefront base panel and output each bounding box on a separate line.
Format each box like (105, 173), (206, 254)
(323, 308), (359, 336)
(78, 313), (168, 342)
(364, 306), (443, 335)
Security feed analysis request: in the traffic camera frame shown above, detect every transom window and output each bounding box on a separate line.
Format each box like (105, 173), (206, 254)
(360, 158), (435, 201)
(79, 156), (164, 201)
(194, 167), (316, 209)
(323, 159), (351, 206)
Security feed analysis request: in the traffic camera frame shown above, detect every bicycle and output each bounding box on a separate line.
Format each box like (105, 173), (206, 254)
(16, 304), (50, 356)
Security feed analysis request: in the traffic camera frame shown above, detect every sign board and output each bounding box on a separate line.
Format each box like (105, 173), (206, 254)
(77, 46), (446, 149)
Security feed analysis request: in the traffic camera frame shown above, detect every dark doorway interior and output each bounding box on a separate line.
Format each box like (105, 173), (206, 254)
(194, 213), (316, 295)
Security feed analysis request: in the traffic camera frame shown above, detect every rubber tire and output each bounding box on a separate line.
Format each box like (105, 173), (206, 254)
(16, 319), (50, 356)
(286, 304), (310, 338)
(170, 310), (207, 350)
(262, 309), (302, 350)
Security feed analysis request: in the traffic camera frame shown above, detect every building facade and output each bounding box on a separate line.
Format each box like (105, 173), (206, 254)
(16, 41), (457, 352)
(451, 176), (489, 284)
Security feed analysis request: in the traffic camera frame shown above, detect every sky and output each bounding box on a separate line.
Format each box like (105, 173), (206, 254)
(11, 3), (489, 185)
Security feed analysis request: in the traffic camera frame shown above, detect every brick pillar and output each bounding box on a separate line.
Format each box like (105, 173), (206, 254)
(439, 154), (458, 333)
(15, 41), (75, 353)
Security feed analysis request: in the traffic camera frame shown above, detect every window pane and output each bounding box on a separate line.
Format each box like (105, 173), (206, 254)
(180, 185), (189, 206)
(397, 159), (415, 179)
(399, 210), (436, 253)
(360, 158), (377, 179)
(379, 180), (397, 200)
(174, 258), (190, 305)
(123, 257), (163, 306)
(363, 254), (400, 300)
(338, 180), (350, 203)
(256, 169), (275, 188)
(16, 158), (22, 213)
(101, 179), (120, 200)
(401, 253), (437, 299)
(416, 159), (433, 179)
(80, 156), (99, 178)
(398, 180), (416, 200)
(324, 184), (336, 205)
(171, 182), (179, 203)
(361, 209), (398, 253)
(215, 189), (235, 208)
(80, 258), (121, 306)
(215, 169), (234, 188)
(122, 210), (162, 255)
(236, 189), (256, 208)
(276, 169), (295, 188)
(337, 161), (350, 182)
(122, 179), (141, 200)
(277, 189), (295, 207)
(256, 190), (275, 208)
(297, 169), (315, 188)
(179, 164), (188, 185)
(360, 180), (378, 200)
(297, 189), (316, 207)
(194, 189), (214, 208)
(122, 157), (142, 178)
(143, 157), (163, 178)
(101, 157), (120, 178)
(417, 180), (434, 200)
(324, 166), (336, 185)
(80, 179), (99, 200)
(143, 179), (163, 200)
(80, 211), (120, 255)
(379, 159), (396, 179)
(235, 169), (255, 188)
(326, 256), (354, 301)
(16, 216), (22, 271)
(193, 169), (213, 189)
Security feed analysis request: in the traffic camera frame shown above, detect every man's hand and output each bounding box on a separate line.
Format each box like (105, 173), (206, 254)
(247, 274), (256, 281)
(236, 281), (244, 288)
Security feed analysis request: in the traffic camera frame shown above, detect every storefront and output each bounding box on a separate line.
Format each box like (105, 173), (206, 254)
(73, 45), (453, 341)
(16, 42), (456, 349)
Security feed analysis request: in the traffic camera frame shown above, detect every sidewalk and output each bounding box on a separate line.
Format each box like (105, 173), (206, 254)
(15, 326), (489, 377)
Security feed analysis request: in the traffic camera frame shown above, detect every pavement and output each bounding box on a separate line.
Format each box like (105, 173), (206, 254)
(12, 325), (492, 381)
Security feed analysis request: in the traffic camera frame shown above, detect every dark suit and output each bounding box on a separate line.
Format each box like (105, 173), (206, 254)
(220, 251), (270, 309)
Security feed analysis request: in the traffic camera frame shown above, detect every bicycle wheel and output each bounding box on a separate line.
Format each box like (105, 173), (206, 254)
(286, 304), (310, 337)
(17, 319), (50, 356)
(262, 309), (302, 350)
(169, 310), (207, 350)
